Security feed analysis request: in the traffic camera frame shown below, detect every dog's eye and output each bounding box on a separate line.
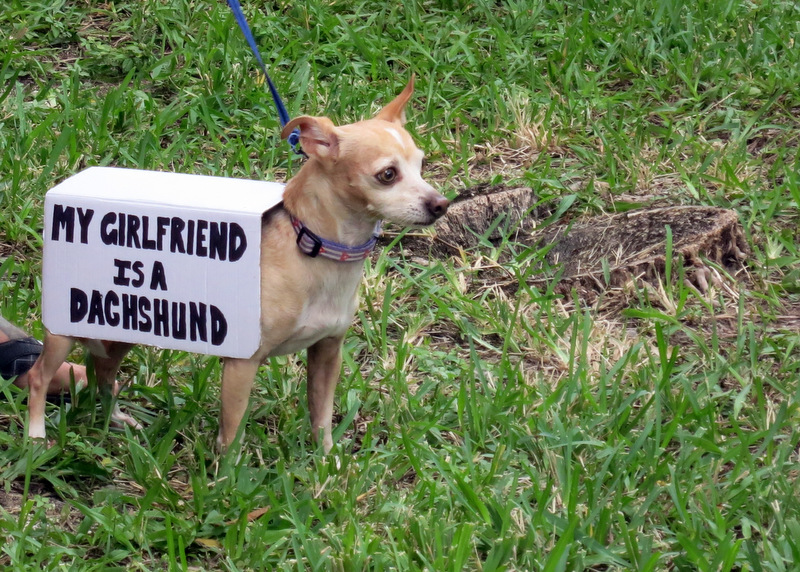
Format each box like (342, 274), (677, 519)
(376, 167), (397, 185)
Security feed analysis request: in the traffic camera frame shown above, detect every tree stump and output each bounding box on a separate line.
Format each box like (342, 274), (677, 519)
(529, 205), (749, 295)
(397, 183), (750, 298)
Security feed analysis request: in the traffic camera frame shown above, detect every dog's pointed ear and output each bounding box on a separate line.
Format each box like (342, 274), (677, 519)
(282, 116), (339, 160)
(375, 74), (415, 125)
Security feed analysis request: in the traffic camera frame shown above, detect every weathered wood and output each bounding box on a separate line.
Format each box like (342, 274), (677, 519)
(434, 185), (537, 248)
(532, 206), (749, 293)
(389, 179), (751, 302)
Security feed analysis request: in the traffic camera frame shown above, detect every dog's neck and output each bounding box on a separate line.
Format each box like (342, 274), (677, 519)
(283, 163), (379, 247)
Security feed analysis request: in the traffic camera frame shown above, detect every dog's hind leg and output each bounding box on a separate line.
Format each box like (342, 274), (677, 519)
(218, 357), (259, 452)
(92, 341), (139, 430)
(307, 335), (344, 453)
(26, 333), (73, 440)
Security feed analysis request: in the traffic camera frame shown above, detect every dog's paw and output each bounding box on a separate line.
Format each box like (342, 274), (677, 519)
(26, 433), (55, 449)
(111, 405), (142, 430)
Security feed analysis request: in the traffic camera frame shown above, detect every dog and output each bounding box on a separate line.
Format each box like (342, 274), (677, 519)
(25, 76), (449, 452)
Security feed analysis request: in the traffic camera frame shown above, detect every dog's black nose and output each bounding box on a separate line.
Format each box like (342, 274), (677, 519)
(426, 195), (449, 219)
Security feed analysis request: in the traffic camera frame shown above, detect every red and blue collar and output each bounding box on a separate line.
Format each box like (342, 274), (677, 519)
(290, 215), (382, 262)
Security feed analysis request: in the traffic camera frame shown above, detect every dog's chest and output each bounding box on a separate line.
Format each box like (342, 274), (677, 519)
(268, 270), (361, 355)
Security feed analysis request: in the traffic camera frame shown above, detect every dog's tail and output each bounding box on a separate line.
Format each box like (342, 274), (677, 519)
(0, 316), (30, 341)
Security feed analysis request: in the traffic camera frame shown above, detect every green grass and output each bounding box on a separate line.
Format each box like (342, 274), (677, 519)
(1, 0), (799, 569)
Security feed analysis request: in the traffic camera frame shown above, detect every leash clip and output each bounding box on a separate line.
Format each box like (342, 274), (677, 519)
(296, 226), (323, 257)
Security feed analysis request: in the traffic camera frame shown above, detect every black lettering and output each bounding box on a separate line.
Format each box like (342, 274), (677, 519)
(51, 204), (75, 242)
(189, 302), (207, 342)
(122, 294), (138, 330)
(171, 302), (187, 339)
(126, 215), (141, 249)
(170, 218), (185, 254)
(131, 261), (145, 288)
(104, 290), (120, 327)
(149, 261), (168, 291)
(101, 212), (118, 245)
(142, 216), (156, 250)
(118, 213), (126, 246)
(88, 290), (105, 325)
(138, 297), (152, 332)
(157, 217), (170, 250)
(209, 222), (227, 260)
(187, 220), (195, 255)
(195, 219), (208, 257)
(76, 208), (94, 244)
(210, 305), (227, 345)
(229, 223), (247, 262)
(113, 259), (131, 286)
(70, 288), (88, 322)
(153, 298), (169, 337)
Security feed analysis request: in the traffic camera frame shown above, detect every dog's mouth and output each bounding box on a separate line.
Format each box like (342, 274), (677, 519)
(404, 193), (449, 227)
(397, 205), (449, 228)
(405, 217), (440, 228)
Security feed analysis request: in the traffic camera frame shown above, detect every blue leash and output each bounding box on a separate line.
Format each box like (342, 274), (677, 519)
(226, 0), (304, 156)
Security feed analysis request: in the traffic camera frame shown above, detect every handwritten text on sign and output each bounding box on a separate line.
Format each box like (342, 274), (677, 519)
(42, 168), (284, 358)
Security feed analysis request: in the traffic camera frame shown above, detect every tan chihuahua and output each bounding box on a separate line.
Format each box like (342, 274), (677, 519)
(25, 76), (448, 452)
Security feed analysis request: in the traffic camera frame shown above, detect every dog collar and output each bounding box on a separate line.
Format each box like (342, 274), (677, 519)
(290, 215), (382, 262)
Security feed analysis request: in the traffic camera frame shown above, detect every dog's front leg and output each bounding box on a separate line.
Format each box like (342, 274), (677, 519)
(218, 357), (260, 452)
(307, 335), (344, 453)
(26, 333), (74, 440)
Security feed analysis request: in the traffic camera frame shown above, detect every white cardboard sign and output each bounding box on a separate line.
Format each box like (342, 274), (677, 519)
(42, 167), (284, 358)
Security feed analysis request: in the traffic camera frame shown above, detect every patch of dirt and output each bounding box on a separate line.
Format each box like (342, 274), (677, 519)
(0, 480), (83, 531)
(0, 238), (36, 261)
(773, 300), (800, 333)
